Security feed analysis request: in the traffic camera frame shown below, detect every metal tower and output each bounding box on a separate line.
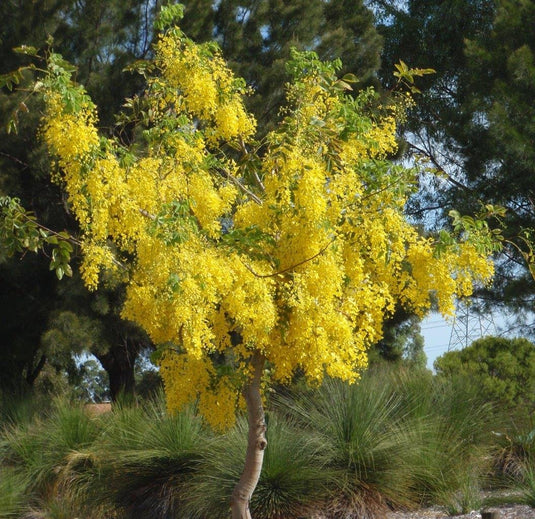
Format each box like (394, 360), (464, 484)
(448, 300), (497, 351)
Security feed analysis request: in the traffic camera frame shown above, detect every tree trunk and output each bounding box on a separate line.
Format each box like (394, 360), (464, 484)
(95, 342), (137, 403)
(25, 354), (47, 386)
(230, 351), (267, 519)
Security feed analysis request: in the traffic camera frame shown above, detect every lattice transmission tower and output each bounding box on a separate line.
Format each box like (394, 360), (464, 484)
(448, 300), (497, 351)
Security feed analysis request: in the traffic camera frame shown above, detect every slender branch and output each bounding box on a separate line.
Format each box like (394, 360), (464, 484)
(221, 168), (263, 205)
(139, 208), (156, 220)
(0, 151), (30, 169)
(408, 141), (471, 193)
(242, 237), (336, 278)
(18, 211), (83, 248)
(14, 206), (129, 270)
(254, 170), (265, 192)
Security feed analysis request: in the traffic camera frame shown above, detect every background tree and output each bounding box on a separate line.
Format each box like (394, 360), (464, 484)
(371, 307), (426, 368)
(27, 6), (498, 515)
(374, 0), (535, 327)
(0, 0), (158, 397)
(435, 336), (535, 407)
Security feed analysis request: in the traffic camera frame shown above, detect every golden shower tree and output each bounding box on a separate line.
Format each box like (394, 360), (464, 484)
(31, 8), (496, 517)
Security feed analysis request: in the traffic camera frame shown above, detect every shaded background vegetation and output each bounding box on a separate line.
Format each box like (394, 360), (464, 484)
(1, 0), (535, 516)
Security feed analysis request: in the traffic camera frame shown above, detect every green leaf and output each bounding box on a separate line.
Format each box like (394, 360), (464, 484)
(150, 349), (164, 364)
(13, 45), (38, 56)
(334, 80), (353, 91)
(154, 4), (184, 31)
(6, 118), (17, 134)
(342, 73), (359, 83)
(150, 343), (177, 364)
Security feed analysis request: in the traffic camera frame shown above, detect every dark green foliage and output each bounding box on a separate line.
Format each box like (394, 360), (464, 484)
(372, 307), (426, 367)
(435, 336), (535, 407)
(0, 0), (160, 398)
(2, 369), (531, 517)
(376, 0), (535, 317)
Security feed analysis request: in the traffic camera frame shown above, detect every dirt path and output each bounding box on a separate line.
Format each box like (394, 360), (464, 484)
(386, 504), (535, 518)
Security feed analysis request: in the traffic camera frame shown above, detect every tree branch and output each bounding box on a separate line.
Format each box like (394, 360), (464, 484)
(242, 237), (336, 278)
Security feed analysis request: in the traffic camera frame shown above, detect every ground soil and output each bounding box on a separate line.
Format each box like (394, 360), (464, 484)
(386, 503), (535, 518)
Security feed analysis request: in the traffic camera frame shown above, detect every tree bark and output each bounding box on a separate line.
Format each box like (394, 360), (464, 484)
(25, 354), (47, 387)
(230, 351), (267, 519)
(95, 341), (137, 403)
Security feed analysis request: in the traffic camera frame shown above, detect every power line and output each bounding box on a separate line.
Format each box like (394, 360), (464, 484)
(448, 300), (497, 351)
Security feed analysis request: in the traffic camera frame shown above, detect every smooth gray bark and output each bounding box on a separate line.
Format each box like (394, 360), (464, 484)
(230, 351), (267, 519)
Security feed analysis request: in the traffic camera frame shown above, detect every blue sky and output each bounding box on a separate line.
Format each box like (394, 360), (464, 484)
(421, 309), (532, 370)
(421, 313), (456, 370)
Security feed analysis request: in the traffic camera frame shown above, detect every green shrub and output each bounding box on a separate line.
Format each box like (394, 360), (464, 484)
(1, 397), (101, 492)
(81, 395), (205, 519)
(0, 467), (29, 518)
(183, 413), (329, 519)
(0, 371), (512, 518)
(435, 336), (535, 407)
(276, 366), (498, 515)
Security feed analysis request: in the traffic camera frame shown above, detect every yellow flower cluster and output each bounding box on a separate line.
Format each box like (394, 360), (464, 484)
(159, 350), (239, 430)
(42, 94), (99, 227)
(155, 33), (256, 142)
(43, 94), (99, 161)
(40, 33), (495, 430)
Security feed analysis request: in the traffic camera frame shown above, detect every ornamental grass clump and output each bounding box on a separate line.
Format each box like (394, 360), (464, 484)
(183, 413), (331, 519)
(0, 467), (29, 518)
(71, 395), (205, 519)
(275, 366), (499, 516)
(276, 372), (411, 516)
(2, 3), (502, 513)
(389, 369), (497, 510)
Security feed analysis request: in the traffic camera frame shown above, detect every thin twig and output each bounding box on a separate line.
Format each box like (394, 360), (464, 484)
(242, 237), (336, 278)
(221, 168), (263, 205)
(139, 208), (156, 220)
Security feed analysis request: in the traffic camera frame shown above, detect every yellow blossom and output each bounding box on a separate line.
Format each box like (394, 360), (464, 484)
(39, 31), (496, 431)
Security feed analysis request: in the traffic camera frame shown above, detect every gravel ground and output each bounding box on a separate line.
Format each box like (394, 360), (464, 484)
(385, 504), (535, 519)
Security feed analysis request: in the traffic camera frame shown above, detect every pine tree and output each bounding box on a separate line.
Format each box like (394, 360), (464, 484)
(0, 0), (157, 396)
(375, 0), (535, 318)
(29, 10), (496, 514)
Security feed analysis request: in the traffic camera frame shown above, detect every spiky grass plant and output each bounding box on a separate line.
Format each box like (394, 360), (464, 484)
(0, 467), (30, 518)
(1, 397), (101, 492)
(515, 460), (535, 507)
(81, 394), (206, 519)
(276, 366), (499, 517)
(492, 414), (535, 485)
(183, 413), (331, 519)
(277, 372), (414, 517)
(391, 370), (496, 510)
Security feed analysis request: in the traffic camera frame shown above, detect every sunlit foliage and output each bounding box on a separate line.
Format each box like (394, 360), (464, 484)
(39, 9), (494, 430)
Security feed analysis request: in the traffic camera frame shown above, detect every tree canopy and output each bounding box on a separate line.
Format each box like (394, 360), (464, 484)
(435, 336), (535, 407)
(36, 15), (493, 417)
(376, 0), (535, 319)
